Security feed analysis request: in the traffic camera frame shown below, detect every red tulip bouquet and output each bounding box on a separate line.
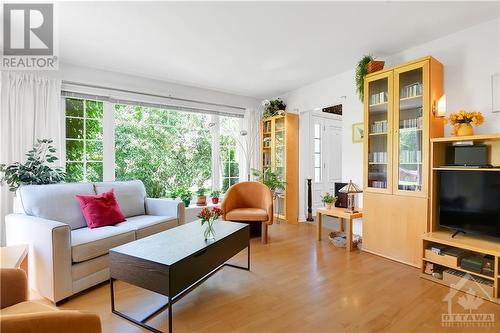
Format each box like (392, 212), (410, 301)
(198, 207), (224, 240)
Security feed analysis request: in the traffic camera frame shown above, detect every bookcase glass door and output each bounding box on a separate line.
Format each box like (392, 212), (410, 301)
(397, 68), (423, 192)
(367, 77), (390, 190)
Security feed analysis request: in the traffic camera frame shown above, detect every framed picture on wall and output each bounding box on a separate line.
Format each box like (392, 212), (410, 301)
(352, 122), (364, 143)
(492, 73), (499, 113)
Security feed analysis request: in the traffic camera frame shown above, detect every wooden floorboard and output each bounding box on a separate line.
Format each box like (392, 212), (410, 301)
(33, 223), (500, 332)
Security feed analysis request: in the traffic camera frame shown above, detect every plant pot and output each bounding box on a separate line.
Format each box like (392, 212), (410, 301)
(182, 199), (191, 207)
(211, 197), (219, 204)
(196, 195), (207, 206)
(325, 203), (333, 210)
(367, 60), (385, 74)
(455, 123), (474, 136)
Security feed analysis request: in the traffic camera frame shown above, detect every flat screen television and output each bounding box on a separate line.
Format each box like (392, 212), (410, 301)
(438, 171), (500, 238)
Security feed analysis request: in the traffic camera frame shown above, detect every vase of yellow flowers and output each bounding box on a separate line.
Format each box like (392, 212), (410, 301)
(445, 110), (484, 136)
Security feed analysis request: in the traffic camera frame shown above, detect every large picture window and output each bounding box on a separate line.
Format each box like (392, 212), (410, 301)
(65, 98), (104, 182)
(220, 116), (239, 192)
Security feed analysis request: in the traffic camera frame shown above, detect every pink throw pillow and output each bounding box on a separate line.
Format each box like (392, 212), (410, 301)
(76, 189), (126, 228)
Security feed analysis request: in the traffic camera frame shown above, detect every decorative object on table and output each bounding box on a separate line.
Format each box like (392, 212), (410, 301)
(261, 98), (286, 119)
(196, 188), (207, 206)
(306, 178), (314, 221)
(180, 190), (192, 208)
(445, 110), (484, 136)
(492, 73), (499, 113)
(352, 122), (364, 143)
(339, 180), (363, 213)
(0, 139), (65, 192)
(321, 192), (337, 210)
(334, 182), (348, 208)
(198, 207), (224, 240)
(424, 262), (435, 275)
(355, 55), (385, 101)
(210, 189), (221, 204)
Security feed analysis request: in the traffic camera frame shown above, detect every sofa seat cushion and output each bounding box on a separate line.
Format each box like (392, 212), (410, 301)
(71, 226), (135, 263)
(1, 301), (56, 315)
(116, 215), (178, 239)
(225, 208), (268, 222)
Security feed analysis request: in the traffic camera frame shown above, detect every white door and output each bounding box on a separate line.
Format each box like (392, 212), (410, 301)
(311, 115), (342, 211)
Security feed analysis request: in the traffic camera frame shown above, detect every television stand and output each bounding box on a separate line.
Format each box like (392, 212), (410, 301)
(451, 230), (466, 238)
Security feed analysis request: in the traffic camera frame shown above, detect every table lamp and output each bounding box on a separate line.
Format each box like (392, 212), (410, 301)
(339, 180), (362, 213)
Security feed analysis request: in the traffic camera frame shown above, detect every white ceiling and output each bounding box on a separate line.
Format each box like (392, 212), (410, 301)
(55, 1), (499, 98)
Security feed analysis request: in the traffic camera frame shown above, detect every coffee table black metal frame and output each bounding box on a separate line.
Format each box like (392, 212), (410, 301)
(109, 222), (250, 333)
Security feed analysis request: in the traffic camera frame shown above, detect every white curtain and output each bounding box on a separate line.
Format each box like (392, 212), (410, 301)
(239, 106), (262, 182)
(0, 72), (62, 245)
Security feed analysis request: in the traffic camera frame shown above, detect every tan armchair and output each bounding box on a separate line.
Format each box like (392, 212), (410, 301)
(221, 181), (273, 243)
(0, 268), (101, 333)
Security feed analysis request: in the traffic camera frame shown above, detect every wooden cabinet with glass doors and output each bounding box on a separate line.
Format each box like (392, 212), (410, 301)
(261, 114), (299, 224)
(363, 56), (444, 267)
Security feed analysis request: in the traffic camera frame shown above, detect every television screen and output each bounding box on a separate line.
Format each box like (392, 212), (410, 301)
(439, 171), (500, 238)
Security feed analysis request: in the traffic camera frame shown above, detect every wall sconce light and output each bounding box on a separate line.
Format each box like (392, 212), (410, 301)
(433, 95), (446, 117)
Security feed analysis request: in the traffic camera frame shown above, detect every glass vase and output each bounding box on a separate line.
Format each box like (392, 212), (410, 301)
(204, 219), (216, 241)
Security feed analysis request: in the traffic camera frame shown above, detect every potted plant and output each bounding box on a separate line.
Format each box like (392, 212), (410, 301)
(355, 55), (385, 101)
(0, 139), (65, 192)
(445, 110), (484, 136)
(196, 188), (207, 206)
(180, 190), (192, 208)
(251, 168), (285, 194)
(321, 193), (337, 210)
(210, 189), (221, 204)
(169, 188), (179, 200)
(262, 98), (286, 119)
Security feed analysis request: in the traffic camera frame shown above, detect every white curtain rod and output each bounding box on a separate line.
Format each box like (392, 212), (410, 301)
(61, 80), (247, 111)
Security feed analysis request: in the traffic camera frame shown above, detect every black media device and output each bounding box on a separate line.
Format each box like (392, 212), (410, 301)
(334, 182), (347, 208)
(438, 171), (500, 238)
(445, 145), (488, 167)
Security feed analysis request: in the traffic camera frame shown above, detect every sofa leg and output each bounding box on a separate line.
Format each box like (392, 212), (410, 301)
(261, 222), (268, 244)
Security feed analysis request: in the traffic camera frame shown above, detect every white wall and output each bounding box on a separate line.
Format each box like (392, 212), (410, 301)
(279, 18), (500, 221)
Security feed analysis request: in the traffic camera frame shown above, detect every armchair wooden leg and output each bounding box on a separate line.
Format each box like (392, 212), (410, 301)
(261, 222), (268, 244)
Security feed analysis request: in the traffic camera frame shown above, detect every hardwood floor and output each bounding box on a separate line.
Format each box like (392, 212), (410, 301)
(34, 223), (500, 332)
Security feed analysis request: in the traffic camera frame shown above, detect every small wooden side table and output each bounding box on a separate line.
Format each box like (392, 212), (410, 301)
(316, 207), (363, 251)
(1, 244), (28, 275)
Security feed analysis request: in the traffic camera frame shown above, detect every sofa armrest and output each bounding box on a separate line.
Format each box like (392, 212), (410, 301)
(0, 311), (101, 333)
(145, 198), (185, 225)
(5, 214), (72, 303)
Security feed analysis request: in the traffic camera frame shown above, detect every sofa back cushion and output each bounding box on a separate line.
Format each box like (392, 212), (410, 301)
(94, 180), (146, 217)
(17, 183), (95, 229)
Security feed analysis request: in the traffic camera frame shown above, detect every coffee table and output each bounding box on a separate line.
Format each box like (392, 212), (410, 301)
(109, 220), (250, 333)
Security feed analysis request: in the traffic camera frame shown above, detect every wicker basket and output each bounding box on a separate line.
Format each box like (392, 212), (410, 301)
(367, 60), (385, 74)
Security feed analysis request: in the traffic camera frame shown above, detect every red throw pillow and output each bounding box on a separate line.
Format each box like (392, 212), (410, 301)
(76, 189), (126, 228)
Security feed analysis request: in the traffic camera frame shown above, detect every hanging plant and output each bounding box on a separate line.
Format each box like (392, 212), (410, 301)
(355, 55), (374, 102)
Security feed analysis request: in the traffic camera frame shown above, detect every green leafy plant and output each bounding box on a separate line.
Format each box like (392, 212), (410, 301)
(0, 139), (65, 192)
(210, 189), (221, 198)
(355, 55), (374, 102)
(196, 188), (207, 196)
(180, 189), (193, 207)
(321, 192), (337, 204)
(262, 98), (286, 119)
(169, 187), (181, 200)
(251, 168), (285, 192)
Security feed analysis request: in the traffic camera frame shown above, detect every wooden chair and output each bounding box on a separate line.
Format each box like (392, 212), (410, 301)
(221, 181), (273, 243)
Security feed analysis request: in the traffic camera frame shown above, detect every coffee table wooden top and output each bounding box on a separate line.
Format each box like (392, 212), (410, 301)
(110, 220), (247, 266)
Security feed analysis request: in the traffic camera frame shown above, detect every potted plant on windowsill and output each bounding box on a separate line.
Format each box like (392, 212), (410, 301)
(321, 193), (337, 210)
(180, 190), (192, 208)
(210, 189), (221, 204)
(196, 188), (207, 206)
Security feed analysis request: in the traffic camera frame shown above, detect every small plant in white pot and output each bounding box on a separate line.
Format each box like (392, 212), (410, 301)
(321, 193), (337, 210)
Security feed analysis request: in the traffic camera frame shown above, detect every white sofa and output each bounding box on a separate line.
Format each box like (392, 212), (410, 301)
(5, 180), (185, 304)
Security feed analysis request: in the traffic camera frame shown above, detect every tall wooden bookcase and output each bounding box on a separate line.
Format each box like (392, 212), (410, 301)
(362, 56), (444, 267)
(260, 113), (299, 224)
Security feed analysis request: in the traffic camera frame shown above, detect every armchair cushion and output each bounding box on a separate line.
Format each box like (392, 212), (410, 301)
(94, 180), (146, 217)
(1, 300), (54, 315)
(71, 226), (135, 263)
(116, 215), (178, 239)
(225, 208), (268, 222)
(1, 268), (28, 309)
